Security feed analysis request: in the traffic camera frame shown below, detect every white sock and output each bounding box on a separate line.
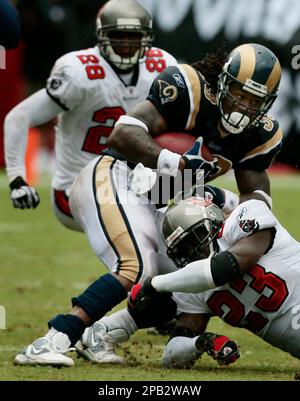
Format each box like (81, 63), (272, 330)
(162, 336), (201, 368)
(45, 327), (59, 339)
(99, 308), (138, 343)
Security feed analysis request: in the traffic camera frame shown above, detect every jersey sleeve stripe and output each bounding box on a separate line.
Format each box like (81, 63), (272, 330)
(239, 128), (283, 163)
(177, 64), (201, 131)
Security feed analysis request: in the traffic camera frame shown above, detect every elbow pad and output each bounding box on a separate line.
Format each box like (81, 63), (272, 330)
(211, 251), (241, 286)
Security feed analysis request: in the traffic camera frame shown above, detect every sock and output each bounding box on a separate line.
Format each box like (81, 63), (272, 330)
(48, 314), (87, 346)
(45, 327), (58, 339)
(72, 273), (127, 322)
(162, 336), (201, 368)
(98, 308), (138, 343)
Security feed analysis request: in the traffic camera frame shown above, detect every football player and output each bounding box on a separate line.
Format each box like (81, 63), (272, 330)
(4, 0), (176, 231)
(107, 43), (283, 210)
(135, 196), (300, 368)
(68, 43), (284, 364)
(15, 189), (300, 368)
(88, 195), (300, 369)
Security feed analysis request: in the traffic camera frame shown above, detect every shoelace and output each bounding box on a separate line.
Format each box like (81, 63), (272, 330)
(30, 338), (75, 354)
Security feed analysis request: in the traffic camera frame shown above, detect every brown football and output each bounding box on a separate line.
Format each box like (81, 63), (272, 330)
(154, 132), (213, 159)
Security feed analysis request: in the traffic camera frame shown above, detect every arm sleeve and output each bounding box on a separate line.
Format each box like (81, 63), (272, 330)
(0, 0), (21, 48)
(4, 89), (62, 181)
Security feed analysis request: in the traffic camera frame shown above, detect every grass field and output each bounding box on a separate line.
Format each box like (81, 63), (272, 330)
(0, 173), (300, 381)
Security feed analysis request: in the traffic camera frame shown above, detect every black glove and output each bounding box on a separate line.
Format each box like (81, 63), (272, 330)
(196, 332), (240, 365)
(128, 277), (176, 329)
(9, 176), (40, 209)
(204, 185), (225, 209)
(182, 137), (218, 181)
(128, 277), (158, 313)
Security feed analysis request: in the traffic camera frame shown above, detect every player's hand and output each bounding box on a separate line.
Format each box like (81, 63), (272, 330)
(9, 176), (40, 209)
(182, 137), (218, 180)
(204, 185), (225, 209)
(196, 332), (240, 365)
(128, 278), (175, 329)
(128, 277), (158, 313)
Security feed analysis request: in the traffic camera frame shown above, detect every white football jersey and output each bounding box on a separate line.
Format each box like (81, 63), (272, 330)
(46, 46), (177, 190)
(174, 200), (300, 357)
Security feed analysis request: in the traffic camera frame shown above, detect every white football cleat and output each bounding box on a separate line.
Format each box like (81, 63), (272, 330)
(75, 322), (124, 364)
(14, 332), (74, 367)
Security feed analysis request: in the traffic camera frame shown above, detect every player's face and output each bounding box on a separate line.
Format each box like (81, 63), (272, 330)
(176, 227), (211, 263)
(222, 82), (265, 121)
(108, 31), (143, 58)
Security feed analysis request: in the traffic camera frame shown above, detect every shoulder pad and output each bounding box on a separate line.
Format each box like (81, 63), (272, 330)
(222, 200), (276, 244)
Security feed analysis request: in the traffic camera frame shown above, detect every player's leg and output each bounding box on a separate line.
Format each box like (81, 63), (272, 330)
(15, 156), (159, 366)
(262, 308), (300, 359)
(51, 188), (83, 232)
(71, 156), (160, 362)
(76, 207), (178, 363)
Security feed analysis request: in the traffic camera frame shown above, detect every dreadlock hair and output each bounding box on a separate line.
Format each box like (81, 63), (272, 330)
(191, 44), (228, 93)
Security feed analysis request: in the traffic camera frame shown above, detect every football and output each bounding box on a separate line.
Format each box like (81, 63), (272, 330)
(154, 132), (213, 159)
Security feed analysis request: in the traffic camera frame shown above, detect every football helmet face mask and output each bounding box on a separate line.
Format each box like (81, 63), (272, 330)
(96, 0), (154, 71)
(217, 43), (281, 134)
(162, 197), (225, 268)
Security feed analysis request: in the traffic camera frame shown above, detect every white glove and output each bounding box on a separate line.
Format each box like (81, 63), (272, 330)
(129, 163), (157, 196)
(10, 176), (40, 209)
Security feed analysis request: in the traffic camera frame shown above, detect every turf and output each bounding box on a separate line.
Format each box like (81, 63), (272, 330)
(0, 173), (300, 381)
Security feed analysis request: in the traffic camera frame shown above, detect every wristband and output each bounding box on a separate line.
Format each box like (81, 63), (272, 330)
(157, 149), (181, 177)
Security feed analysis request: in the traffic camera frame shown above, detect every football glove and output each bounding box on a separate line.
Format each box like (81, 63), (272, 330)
(128, 277), (157, 313)
(182, 137), (218, 181)
(196, 332), (240, 365)
(10, 176), (40, 209)
(128, 278), (176, 329)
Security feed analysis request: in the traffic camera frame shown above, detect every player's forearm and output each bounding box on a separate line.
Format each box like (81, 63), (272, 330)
(151, 252), (240, 293)
(108, 122), (185, 174)
(4, 107), (30, 181)
(108, 124), (162, 168)
(4, 89), (61, 181)
(235, 169), (272, 208)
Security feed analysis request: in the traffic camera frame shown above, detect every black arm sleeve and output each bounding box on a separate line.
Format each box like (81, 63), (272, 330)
(211, 251), (241, 286)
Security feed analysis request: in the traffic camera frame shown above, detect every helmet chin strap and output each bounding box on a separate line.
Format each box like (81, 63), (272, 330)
(221, 112), (250, 134)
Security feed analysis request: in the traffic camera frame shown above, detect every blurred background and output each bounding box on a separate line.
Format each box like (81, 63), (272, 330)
(0, 0), (300, 184)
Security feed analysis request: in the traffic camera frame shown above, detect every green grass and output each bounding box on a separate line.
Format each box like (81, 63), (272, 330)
(0, 173), (300, 381)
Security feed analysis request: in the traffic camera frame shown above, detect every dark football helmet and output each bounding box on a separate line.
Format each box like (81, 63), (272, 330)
(96, 0), (154, 70)
(217, 43), (281, 134)
(161, 197), (225, 268)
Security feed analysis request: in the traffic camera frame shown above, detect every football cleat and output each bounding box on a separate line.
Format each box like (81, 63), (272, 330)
(14, 332), (74, 367)
(75, 322), (124, 364)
